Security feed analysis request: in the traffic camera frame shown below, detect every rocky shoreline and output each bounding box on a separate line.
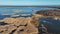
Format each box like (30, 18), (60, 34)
(0, 14), (40, 34)
(0, 14), (60, 34)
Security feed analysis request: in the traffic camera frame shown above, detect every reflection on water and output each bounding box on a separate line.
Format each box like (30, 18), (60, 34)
(39, 18), (60, 34)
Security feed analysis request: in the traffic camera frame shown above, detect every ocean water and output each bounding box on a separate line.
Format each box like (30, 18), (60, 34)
(0, 7), (57, 19)
(0, 7), (57, 15)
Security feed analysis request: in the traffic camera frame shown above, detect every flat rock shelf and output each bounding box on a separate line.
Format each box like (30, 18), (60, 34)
(0, 16), (39, 34)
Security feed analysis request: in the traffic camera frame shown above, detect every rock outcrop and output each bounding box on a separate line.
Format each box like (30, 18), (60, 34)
(36, 10), (60, 16)
(0, 16), (39, 34)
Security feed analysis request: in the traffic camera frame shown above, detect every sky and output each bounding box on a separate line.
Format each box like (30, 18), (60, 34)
(0, 0), (60, 6)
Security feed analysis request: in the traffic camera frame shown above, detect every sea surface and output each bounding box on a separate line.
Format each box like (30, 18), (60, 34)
(0, 7), (58, 19)
(0, 7), (58, 15)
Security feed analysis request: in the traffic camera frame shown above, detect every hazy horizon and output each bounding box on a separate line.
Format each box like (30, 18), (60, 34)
(0, 0), (60, 6)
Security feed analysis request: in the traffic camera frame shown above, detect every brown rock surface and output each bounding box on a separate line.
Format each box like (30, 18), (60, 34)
(30, 14), (41, 27)
(0, 16), (39, 34)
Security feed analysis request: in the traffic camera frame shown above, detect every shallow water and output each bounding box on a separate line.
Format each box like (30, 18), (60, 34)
(0, 15), (10, 20)
(0, 7), (57, 15)
(39, 18), (60, 33)
(0, 22), (8, 26)
(0, 7), (58, 20)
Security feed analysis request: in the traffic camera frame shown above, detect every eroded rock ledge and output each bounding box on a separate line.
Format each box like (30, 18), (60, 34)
(0, 15), (40, 34)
